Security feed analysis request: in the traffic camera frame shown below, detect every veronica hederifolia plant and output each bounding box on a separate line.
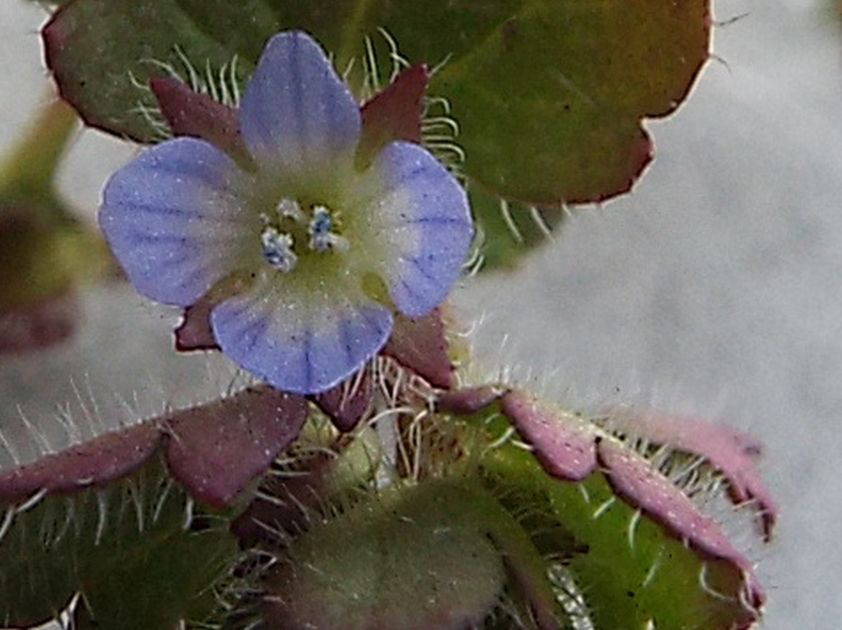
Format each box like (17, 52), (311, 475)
(0, 2), (776, 627)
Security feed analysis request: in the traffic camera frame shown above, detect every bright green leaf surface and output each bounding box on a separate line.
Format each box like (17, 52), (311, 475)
(482, 444), (758, 630)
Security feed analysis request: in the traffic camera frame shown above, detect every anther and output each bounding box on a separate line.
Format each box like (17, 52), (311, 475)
(261, 227), (298, 272)
(308, 205), (349, 252)
(276, 198), (305, 222)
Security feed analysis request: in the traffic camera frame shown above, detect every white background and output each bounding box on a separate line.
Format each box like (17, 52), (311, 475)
(1, 1), (839, 627)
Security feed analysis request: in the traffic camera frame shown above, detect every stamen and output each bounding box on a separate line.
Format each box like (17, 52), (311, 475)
(308, 205), (348, 252)
(276, 197), (304, 222)
(260, 227), (298, 272)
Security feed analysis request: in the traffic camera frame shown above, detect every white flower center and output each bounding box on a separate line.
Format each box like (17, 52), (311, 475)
(260, 198), (348, 272)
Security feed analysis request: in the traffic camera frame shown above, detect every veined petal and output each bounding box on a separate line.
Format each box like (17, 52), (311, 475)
(210, 277), (393, 395)
(352, 141), (473, 318)
(100, 138), (255, 306)
(240, 31), (361, 178)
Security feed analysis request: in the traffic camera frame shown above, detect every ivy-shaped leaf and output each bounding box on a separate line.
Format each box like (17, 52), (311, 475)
(43, 0), (709, 208)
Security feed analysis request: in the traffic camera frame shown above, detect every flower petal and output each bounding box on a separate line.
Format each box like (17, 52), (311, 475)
(240, 31), (361, 177)
(210, 278), (393, 394)
(99, 138), (255, 306)
(354, 141), (473, 317)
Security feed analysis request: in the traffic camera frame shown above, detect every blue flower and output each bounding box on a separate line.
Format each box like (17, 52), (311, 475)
(99, 31), (473, 394)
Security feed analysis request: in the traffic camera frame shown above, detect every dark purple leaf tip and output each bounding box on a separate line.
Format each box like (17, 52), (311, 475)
(163, 386), (308, 509)
(312, 368), (374, 433)
(382, 308), (454, 389)
(437, 386), (504, 415)
(607, 407), (777, 540)
(0, 421), (161, 502)
(597, 439), (764, 611)
(149, 77), (250, 165)
(500, 390), (597, 481)
(174, 297), (220, 352)
(358, 64), (429, 165)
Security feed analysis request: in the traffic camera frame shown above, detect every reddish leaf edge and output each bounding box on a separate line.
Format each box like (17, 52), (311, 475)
(42, 3), (148, 144)
(602, 405), (778, 541)
(441, 385), (768, 616)
(44, 4), (707, 209)
(0, 385), (308, 510)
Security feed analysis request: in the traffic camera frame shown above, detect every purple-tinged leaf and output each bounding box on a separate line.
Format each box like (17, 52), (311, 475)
(149, 77), (251, 166)
(500, 390), (597, 482)
(313, 368), (374, 432)
(0, 290), (77, 354)
(597, 439), (764, 610)
(357, 64), (428, 166)
(0, 387), (310, 510)
(382, 308), (454, 389)
(437, 385), (504, 415)
(163, 386), (308, 509)
(608, 407), (777, 540)
(0, 422), (160, 502)
(43, 1), (710, 206)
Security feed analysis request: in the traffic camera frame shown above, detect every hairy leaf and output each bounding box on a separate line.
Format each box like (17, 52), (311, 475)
(483, 444), (762, 630)
(259, 479), (558, 629)
(0, 459), (238, 629)
(0, 386), (308, 509)
(44, 0), (709, 206)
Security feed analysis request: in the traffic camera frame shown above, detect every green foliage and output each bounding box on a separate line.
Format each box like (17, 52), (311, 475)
(0, 458), (239, 629)
(482, 443), (759, 629)
(44, 0), (709, 208)
(259, 477), (559, 629)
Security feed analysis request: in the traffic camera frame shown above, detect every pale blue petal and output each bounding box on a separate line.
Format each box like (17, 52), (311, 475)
(99, 138), (255, 306)
(211, 279), (393, 394)
(240, 31), (361, 177)
(354, 141), (473, 317)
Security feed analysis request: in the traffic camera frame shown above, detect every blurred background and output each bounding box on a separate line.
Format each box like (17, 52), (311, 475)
(1, 0), (839, 627)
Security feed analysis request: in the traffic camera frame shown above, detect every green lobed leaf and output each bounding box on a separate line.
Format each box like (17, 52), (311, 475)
(481, 442), (760, 630)
(44, 0), (709, 208)
(0, 457), (239, 629)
